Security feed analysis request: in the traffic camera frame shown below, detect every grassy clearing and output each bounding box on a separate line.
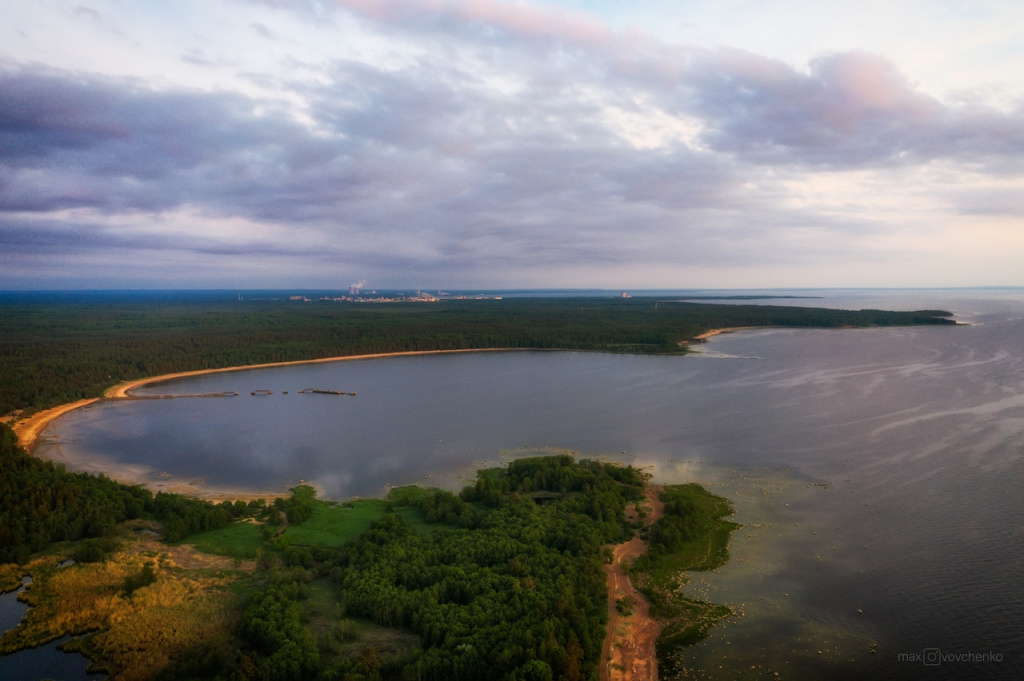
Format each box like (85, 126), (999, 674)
(177, 521), (265, 560)
(180, 491), (434, 559)
(282, 499), (428, 548)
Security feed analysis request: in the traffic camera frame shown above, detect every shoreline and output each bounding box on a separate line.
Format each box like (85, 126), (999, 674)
(12, 398), (101, 451)
(33, 440), (292, 503)
(10, 336), (741, 500)
(692, 326), (755, 341)
(10, 328), (772, 451)
(103, 347), (527, 398)
(14, 347), (529, 451)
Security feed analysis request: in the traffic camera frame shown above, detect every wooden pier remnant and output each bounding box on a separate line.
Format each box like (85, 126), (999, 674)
(120, 391), (239, 400)
(298, 388), (356, 396)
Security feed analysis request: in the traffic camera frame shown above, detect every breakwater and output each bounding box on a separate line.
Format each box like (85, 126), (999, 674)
(118, 389), (356, 399)
(298, 388), (357, 396)
(120, 391), (240, 400)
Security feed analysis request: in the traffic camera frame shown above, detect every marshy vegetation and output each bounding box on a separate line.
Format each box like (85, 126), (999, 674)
(628, 484), (740, 675)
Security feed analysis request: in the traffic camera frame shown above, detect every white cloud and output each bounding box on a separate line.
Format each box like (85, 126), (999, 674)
(1, 0), (1023, 289)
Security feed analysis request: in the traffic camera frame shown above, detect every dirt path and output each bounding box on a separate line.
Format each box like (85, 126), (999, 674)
(601, 485), (666, 681)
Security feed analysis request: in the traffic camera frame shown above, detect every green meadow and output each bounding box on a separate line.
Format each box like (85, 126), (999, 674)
(179, 487), (435, 559)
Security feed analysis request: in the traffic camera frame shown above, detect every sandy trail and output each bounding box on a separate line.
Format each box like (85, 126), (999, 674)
(601, 485), (666, 681)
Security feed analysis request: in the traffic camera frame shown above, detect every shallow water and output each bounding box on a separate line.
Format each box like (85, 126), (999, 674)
(0, 635), (101, 681)
(0, 577), (99, 680)
(36, 289), (1024, 678)
(0, 578), (30, 637)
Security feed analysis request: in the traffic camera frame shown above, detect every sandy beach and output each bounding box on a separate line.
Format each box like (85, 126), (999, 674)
(12, 398), (101, 451)
(103, 347), (525, 398)
(14, 347), (527, 452)
(692, 326), (754, 341)
(12, 333), (747, 454)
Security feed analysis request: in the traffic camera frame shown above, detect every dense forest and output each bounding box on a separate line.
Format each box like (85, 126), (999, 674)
(0, 410), (742, 681)
(0, 292), (955, 415)
(199, 456), (650, 681)
(3, 440), (710, 681)
(0, 423), (262, 565)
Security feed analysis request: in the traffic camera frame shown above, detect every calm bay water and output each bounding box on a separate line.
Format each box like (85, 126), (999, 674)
(35, 289), (1024, 679)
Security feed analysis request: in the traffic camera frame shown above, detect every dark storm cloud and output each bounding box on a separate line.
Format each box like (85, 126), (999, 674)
(0, 217), (334, 259)
(0, 65), (382, 223)
(0, 66), (316, 211)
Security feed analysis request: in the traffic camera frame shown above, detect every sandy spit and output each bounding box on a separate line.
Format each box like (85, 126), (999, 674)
(13, 348), (529, 452)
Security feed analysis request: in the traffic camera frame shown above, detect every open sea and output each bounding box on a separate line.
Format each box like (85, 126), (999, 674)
(27, 289), (1024, 679)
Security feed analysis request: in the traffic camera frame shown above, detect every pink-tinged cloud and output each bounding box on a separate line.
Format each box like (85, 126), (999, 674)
(678, 48), (1024, 167)
(810, 51), (942, 131)
(247, 0), (1024, 168)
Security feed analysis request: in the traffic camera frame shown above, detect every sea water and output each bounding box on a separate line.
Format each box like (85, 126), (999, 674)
(33, 289), (1024, 678)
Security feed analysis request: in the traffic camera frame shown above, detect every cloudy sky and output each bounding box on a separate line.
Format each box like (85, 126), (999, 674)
(2, 0), (1024, 290)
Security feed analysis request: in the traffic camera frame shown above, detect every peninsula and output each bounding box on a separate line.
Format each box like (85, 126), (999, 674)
(0, 292), (957, 679)
(1, 431), (735, 681)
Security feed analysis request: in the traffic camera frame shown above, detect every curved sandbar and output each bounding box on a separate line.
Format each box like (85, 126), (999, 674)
(16, 347), (530, 450)
(14, 330), (757, 453)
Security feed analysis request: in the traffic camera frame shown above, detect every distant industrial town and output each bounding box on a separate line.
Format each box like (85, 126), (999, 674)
(285, 293), (503, 303)
(278, 285), (503, 304)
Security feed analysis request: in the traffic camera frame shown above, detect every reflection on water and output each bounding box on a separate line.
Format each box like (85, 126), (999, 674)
(36, 290), (1024, 679)
(0, 577), (31, 636)
(0, 635), (101, 681)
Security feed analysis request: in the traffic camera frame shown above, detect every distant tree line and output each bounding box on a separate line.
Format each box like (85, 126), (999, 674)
(0, 296), (955, 415)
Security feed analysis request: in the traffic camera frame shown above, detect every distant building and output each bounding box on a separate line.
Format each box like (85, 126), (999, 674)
(620, 291), (631, 298)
